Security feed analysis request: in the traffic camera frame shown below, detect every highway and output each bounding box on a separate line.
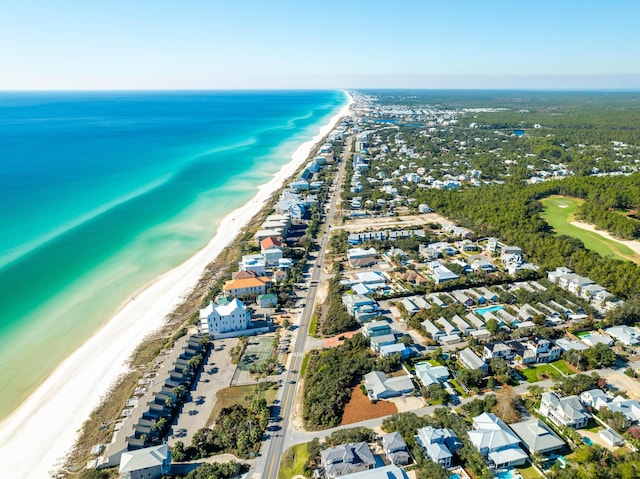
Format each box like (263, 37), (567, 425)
(255, 135), (351, 479)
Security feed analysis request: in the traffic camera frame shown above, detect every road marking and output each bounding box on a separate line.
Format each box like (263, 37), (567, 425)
(267, 455), (275, 479)
(292, 352), (303, 357)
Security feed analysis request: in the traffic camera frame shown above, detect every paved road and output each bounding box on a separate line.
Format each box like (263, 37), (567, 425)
(252, 136), (351, 479)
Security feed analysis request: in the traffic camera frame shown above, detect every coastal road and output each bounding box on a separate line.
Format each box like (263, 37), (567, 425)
(254, 136), (351, 479)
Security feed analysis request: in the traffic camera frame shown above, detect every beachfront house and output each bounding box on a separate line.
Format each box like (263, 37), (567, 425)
(260, 237), (283, 266)
(199, 298), (250, 335)
(119, 444), (171, 479)
(222, 276), (269, 298)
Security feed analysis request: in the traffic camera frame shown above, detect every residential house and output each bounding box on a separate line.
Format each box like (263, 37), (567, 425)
(320, 442), (376, 478)
(608, 396), (640, 426)
(510, 338), (561, 365)
(363, 371), (414, 401)
(437, 317), (460, 337)
(347, 248), (378, 268)
(238, 254), (266, 275)
(459, 348), (488, 373)
(470, 329), (491, 342)
(342, 294), (381, 322)
(477, 286), (498, 302)
(483, 342), (514, 362)
(422, 320), (444, 341)
(414, 362), (450, 387)
(579, 389), (610, 410)
(509, 419), (566, 455)
(415, 426), (462, 468)
(451, 290), (474, 307)
(338, 465), (409, 479)
(471, 259), (496, 273)
(381, 432), (411, 466)
(468, 413), (528, 468)
(362, 320), (392, 338)
(606, 325), (640, 346)
(223, 276), (269, 298)
(451, 315), (473, 335)
(257, 293), (277, 309)
(370, 334), (397, 353)
(429, 262), (459, 284)
(400, 297), (419, 315)
(200, 298), (250, 336)
(540, 392), (589, 429)
(465, 312), (485, 330)
(119, 444), (171, 479)
(260, 237), (283, 266)
(599, 429), (625, 447)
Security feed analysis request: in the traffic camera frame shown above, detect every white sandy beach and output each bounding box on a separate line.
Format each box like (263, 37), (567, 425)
(0, 94), (352, 479)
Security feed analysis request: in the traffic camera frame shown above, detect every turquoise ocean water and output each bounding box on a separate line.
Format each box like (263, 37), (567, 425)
(0, 90), (346, 417)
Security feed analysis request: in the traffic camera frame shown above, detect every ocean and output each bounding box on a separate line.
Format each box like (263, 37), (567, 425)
(0, 90), (346, 418)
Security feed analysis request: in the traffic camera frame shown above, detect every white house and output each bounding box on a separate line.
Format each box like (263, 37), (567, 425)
(415, 426), (461, 468)
(459, 347), (488, 373)
(119, 444), (171, 479)
(238, 254), (266, 275)
(260, 237), (283, 266)
(200, 298), (250, 335)
(414, 362), (449, 387)
(468, 413), (527, 468)
(540, 392), (589, 429)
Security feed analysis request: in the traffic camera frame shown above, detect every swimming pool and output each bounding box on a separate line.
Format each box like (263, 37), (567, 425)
(449, 474), (461, 479)
(583, 437), (594, 446)
(493, 470), (517, 479)
(476, 305), (504, 315)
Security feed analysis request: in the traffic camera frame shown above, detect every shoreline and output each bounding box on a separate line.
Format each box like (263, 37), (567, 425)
(0, 92), (353, 478)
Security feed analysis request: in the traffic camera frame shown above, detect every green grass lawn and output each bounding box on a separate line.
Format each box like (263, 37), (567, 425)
(517, 465), (542, 479)
(541, 195), (640, 263)
(449, 379), (470, 398)
(521, 364), (562, 383)
(552, 360), (576, 375)
(279, 442), (311, 479)
(299, 352), (310, 377)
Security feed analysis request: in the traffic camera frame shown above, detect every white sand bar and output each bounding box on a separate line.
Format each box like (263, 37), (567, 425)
(0, 94), (352, 479)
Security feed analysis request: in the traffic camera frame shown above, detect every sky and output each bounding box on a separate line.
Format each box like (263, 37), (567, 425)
(1, 0), (640, 90)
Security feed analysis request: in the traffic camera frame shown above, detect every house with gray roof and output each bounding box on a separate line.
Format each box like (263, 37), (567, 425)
(451, 315), (472, 335)
(362, 320), (392, 338)
(510, 419), (565, 455)
(459, 347), (488, 373)
(437, 317), (460, 336)
(465, 312), (484, 330)
(339, 465), (409, 479)
(421, 320), (444, 340)
(579, 389), (610, 410)
(608, 396), (640, 426)
(600, 429), (625, 447)
(415, 426), (461, 468)
(363, 371), (414, 401)
(320, 442), (376, 478)
(414, 362), (449, 387)
(468, 413), (528, 469)
(540, 392), (589, 429)
(381, 432), (411, 466)
(119, 444), (170, 479)
(606, 325), (640, 346)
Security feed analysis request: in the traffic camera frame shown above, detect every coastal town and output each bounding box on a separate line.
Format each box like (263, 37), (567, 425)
(64, 91), (640, 479)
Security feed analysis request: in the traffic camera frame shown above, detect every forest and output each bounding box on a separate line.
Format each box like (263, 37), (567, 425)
(412, 174), (640, 300)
